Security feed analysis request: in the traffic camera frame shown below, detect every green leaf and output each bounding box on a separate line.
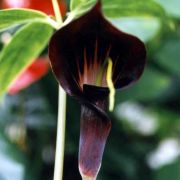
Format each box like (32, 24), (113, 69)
(70, 0), (85, 11)
(67, 0), (165, 41)
(115, 67), (171, 102)
(156, 38), (180, 76)
(155, 108), (180, 137)
(0, 9), (54, 31)
(155, 0), (180, 18)
(0, 22), (53, 96)
(102, 0), (165, 18)
(110, 17), (161, 42)
(154, 161), (180, 180)
(69, 0), (166, 19)
(67, 0), (96, 22)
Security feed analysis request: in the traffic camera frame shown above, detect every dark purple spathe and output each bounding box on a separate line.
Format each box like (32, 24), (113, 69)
(49, 1), (146, 179)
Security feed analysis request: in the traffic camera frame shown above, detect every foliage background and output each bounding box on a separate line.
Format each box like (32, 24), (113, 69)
(0, 0), (180, 180)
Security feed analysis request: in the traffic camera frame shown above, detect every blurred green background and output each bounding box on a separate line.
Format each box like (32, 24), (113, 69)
(0, 0), (180, 180)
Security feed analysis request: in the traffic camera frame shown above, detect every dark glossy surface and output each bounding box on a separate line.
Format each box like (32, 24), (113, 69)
(49, 2), (146, 97)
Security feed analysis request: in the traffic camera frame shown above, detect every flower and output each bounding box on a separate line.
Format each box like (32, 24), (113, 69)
(49, 1), (146, 179)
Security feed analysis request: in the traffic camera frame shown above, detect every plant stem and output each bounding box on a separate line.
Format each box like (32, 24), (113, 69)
(54, 86), (66, 180)
(52, 0), (63, 25)
(51, 1), (66, 180)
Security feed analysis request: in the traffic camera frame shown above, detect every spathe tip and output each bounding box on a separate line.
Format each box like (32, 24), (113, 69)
(79, 169), (98, 180)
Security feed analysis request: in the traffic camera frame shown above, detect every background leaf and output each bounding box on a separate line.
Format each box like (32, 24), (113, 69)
(0, 9), (49, 31)
(69, 0), (165, 18)
(0, 132), (26, 180)
(102, 0), (165, 18)
(70, 0), (84, 11)
(0, 22), (53, 96)
(155, 38), (180, 76)
(115, 67), (171, 102)
(110, 17), (161, 42)
(67, 0), (165, 42)
(155, 0), (180, 18)
(153, 161), (180, 180)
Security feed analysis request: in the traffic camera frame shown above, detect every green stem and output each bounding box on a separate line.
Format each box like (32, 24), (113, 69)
(51, 1), (66, 180)
(52, 0), (63, 25)
(54, 86), (66, 180)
